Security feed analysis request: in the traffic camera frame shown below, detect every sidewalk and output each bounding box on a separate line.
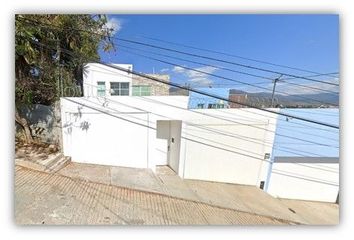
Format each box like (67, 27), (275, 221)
(15, 166), (292, 225)
(57, 162), (338, 224)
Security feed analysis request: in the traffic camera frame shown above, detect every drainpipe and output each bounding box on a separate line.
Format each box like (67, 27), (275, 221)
(264, 116), (279, 192)
(264, 145), (276, 192)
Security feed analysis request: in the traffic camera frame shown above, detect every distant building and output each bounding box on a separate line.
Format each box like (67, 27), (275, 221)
(132, 74), (170, 96)
(229, 89), (248, 108)
(169, 86), (189, 96)
(207, 100), (227, 109)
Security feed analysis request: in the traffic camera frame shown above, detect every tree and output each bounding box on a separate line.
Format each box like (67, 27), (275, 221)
(15, 14), (114, 143)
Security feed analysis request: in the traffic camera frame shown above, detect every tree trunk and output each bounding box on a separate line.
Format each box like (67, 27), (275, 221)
(15, 108), (33, 144)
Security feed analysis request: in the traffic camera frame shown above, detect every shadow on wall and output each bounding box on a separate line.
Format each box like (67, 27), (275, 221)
(16, 102), (62, 144)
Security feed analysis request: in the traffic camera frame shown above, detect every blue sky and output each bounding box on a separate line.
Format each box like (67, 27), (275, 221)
(99, 14), (339, 97)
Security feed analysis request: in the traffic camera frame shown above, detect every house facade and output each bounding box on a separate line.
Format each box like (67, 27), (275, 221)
(61, 96), (277, 188)
(83, 63), (133, 97)
(65, 63), (339, 203)
(83, 63), (171, 97)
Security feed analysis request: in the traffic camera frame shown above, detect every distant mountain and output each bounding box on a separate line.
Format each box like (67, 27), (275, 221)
(231, 91), (339, 107)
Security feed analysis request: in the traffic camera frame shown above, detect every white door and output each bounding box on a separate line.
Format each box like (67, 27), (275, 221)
(168, 121), (182, 173)
(155, 120), (170, 166)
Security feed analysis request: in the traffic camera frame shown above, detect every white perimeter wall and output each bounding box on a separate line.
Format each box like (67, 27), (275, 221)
(267, 161), (339, 202)
(267, 108), (339, 203)
(61, 96), (278, 187)
(181, 109), (277, 186)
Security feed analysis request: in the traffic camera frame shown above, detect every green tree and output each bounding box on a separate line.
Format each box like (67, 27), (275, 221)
(15, 14), (114, 143)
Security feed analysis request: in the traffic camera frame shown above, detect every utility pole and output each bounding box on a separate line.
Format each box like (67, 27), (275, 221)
(271, 75), (282, 107)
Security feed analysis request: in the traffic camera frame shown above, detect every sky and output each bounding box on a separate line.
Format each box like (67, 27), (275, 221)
(99, 14), (339, 98)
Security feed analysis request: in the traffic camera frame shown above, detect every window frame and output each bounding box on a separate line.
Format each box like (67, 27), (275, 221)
(132, 85), (151, 96)
(97, 81), (106, 96)
(110, 82), (130, 96)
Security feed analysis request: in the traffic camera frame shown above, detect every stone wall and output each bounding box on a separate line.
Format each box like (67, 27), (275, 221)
(132, 74), (170, 96)
(16, 101), (62, 148)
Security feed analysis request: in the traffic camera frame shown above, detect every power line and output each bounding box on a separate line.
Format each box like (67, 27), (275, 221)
(16, 18), (339, 173)
(17, 16), (339, 87)
(102, 64), (339, 128)
(87, 64), (339, 145)
(72, 56), (340, 135)
(80, 85), (338, 159)
(281, 72), (339, 81)
(29, 40), (339, 166)
(70, 96), (338, 173)
(90, 63), (337, 134)
(118, 44), (339, 95)
(87, 65), (339, 144)
(191, 97), (339, 118)
(29, 38), (339, 129)
(188, 92), (339, 134)
(115, 38), (339, 87)
(189, 81), (272, 87)
(218, 106), (339, 134)
(140, 96), (338, 148)
(139, 35), (339, 79)
(17, 15), (339, 95)
(119, 48), (339, 107)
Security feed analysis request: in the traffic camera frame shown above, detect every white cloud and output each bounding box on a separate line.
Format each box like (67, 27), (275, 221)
(160, 68), (169, 73)
(172, 65), (218, 86)
(172, 66), (186, 73)
(188, 77), (213, 86)
(104, 18), (122, 34)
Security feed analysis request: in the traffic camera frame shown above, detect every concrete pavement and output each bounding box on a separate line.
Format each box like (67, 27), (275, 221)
(15, 166), (293, 225)
(56, 163), (338, 224)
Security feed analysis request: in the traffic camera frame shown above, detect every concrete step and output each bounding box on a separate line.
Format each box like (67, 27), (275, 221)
(46, 156), (71, 173)
(44, 153), (65, 169)
(15, 151), (71, 174)
(15, 158), (47, 172)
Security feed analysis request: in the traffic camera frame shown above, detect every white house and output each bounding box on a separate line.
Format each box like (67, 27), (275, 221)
(62, 63), (339, 203)
(83, 63), (133, 97)
(61, 96), (277, 187)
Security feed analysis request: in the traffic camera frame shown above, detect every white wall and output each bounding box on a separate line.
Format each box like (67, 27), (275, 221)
(267, 159), (339, 202)
(61, 96), (277, 187)
(83, 63), (133, 97)
(61, 97), (148, 168)
(180, 109), (275, 186)
(266, 108), (339, 203)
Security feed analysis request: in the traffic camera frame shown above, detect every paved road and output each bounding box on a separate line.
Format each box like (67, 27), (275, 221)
(15, 166), (294, 225)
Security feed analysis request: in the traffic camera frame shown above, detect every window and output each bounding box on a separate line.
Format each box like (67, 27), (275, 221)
(207, 103), (225, 109)
(216, 104), (225, 109)
(110, 82), (130, 96)
(132, 85), (151, 96)
(97, 82), (106, 96)
(197, 103), (204, 109)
